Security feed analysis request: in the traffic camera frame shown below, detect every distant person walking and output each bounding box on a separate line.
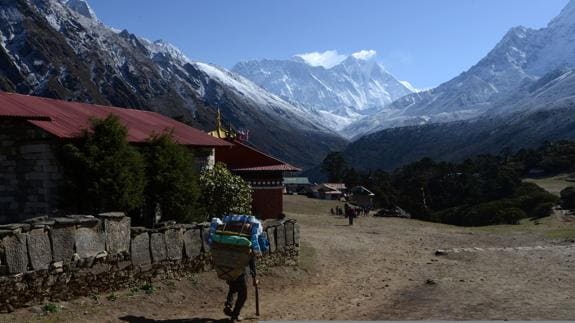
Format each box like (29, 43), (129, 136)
(345, 203), (354, 225)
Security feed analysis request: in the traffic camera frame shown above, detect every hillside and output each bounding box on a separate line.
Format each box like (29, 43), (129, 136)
(0, 0), (346, 168)
(344, 107), (575, 171)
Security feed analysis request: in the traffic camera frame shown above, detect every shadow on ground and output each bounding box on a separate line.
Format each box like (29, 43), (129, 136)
(119, 316), (232, 323)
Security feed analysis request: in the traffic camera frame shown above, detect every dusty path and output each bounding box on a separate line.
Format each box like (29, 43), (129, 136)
(5, 195), (575, 322)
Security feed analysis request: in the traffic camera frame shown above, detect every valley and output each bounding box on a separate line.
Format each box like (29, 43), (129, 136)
(6, 195), (575, 322)
(2, 1), (575, 322)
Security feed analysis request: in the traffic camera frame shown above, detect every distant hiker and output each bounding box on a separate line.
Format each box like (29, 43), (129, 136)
(224, 252), (258, 321)
(330, 208), (335, 215)
(345, 203), (354, 225)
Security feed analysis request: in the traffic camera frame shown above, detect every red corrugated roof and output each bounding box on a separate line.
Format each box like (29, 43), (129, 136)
(215, 139), (300, 172)
(232, 165), (300, 172)
(0, 92), (231, 148)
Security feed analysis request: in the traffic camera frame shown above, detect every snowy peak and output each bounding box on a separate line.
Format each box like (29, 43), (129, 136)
(148, 39), (191, 65)
(399, 80), (419, 93)
(343, 0), (575, 139)
(335, 55), (387, 82)
(63, 0), (97, 20)
(232, 52), (413, 131)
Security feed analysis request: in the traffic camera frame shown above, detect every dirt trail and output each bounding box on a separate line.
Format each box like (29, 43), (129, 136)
(5, 196), (575, 322)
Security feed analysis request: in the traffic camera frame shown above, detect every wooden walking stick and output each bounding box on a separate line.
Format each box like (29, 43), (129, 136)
(255, 279), (260, 316)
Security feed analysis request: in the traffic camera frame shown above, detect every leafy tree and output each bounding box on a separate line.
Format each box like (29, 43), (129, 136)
(511, 140), (575, 176)
(142, 132), (201, 224)
(199, 163), (252, 219)
(321, 152), (348, 182)
(365, 170), (397, 209)
(343, 167), (362, 189)
(59, 115), (146, 214)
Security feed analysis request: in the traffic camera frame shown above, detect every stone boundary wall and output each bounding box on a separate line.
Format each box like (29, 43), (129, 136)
(0, 214), (299, 312)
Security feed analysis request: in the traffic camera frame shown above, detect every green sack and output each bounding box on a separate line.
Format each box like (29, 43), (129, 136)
(212, 233), (252, 247)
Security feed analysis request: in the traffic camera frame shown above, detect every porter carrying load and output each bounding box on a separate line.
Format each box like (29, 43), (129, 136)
(208, 215), (268, 281)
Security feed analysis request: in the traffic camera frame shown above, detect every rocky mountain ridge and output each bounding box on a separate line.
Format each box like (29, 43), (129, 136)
(0, 0), (346, 168)
(233, 54), (413, 130)
(343, 0), (575, 138)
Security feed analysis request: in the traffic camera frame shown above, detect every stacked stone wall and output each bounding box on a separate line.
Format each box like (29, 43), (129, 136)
(0, 214), (299, 311)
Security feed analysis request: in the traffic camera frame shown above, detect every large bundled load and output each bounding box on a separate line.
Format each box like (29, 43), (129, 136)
(208, 215), (268, 280)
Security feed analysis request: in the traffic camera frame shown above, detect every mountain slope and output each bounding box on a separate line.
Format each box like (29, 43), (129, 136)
(344, 0), (575, 138)
(232, 55), (413, 130)
(344, 56), (575, 170)
(344, 107), (575, 172)
(0, 0), (346, 168)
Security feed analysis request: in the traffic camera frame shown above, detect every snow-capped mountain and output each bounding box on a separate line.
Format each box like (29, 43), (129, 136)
(232, 54), (414, 130)
(343, 0), (575, 138)
(0, 0), (346, 168)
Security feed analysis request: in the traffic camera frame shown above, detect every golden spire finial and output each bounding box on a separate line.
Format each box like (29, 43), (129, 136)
(209, 109), (228, 139)
(216, 109), (222, 131)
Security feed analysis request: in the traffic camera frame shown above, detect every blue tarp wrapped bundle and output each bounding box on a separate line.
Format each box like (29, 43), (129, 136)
(208, 214), (269, 280)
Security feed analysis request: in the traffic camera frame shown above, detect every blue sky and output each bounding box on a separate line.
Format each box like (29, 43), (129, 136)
(88, 0), (568, 89)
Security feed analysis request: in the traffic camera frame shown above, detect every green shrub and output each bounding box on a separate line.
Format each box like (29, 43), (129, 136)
(532, 202), (555, 219)
(509, 183), (558, 218)
(429, 206), (465, 225)
(560, 186), (575, 210)
(42, 303), (60, 313)
(199, 163), (252, 219)
(142, 133), (201, 224)
(462, 200), (521, 226)
(494, 208), (527, 225)
(140, 283), (156, 294)
(431, 200), (531, 226)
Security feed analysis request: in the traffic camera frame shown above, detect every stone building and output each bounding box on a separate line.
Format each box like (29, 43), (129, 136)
(313, 183), (347, 200)
(283, 177), (312, 195)
(0, 92), (230, 224)
(350, 186), (375, 209)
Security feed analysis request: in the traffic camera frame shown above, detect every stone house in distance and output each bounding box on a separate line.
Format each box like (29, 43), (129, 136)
(313, 183), (347, 200)
(283, 177), (312, 195)
(350, 186), (375, 209)
(0, 92), (231, 224)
